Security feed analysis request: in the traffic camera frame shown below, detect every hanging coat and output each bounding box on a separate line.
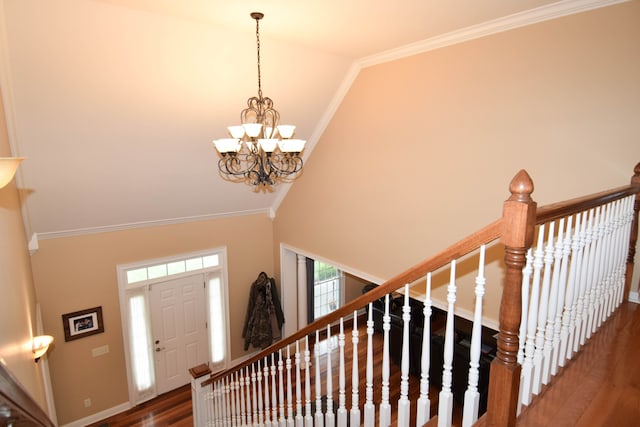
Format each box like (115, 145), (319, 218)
(242, 272), (285, 350)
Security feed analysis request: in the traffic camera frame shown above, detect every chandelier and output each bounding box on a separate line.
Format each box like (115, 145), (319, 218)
(213, 12), (306, 191)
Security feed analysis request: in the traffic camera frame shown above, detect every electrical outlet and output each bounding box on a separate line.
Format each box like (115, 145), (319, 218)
(84, 398), (91, 408)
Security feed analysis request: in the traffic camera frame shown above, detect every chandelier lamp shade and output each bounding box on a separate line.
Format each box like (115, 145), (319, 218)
(213, 12), (306, 190)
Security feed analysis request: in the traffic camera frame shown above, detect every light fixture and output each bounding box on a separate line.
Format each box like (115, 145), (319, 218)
(213, 12), (306, 191)
(0, 157), (24, 189)
(32, 335), (54, 362)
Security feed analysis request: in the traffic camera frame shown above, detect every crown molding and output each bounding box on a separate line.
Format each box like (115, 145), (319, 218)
(36, 208), (272, 240)
(358, 0), (629, 68)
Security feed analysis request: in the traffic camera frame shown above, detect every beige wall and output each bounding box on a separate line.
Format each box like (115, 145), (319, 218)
(274, 2), (640, 317)
(0, 90), (49, 413)
(30, 214), (274, 424)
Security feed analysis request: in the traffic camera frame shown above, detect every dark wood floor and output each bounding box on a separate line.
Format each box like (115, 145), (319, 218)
(89, 302), (639, 427)
(85, 385), (193, 427)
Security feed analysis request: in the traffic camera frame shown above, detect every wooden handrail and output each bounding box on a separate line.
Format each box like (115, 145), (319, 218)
(0, 362), (55, 427)
(535, 183), (640, 225)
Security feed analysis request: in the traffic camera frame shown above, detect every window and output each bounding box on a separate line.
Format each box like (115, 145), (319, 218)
(310, 260), (344, 321)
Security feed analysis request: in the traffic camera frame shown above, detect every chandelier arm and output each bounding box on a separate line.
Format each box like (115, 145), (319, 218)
(266, 154), (304, 176)
(218, 154), (259, 178)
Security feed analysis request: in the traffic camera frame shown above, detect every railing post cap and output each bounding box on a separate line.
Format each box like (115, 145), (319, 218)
(508, 170), (534, 202)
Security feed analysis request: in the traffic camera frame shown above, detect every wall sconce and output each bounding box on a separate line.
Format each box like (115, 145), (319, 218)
(0, 157), (25, 189)
(32, 335), (54, 362)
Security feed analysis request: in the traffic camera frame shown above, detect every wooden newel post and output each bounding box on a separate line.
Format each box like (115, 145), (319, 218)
(487, 170), (536, 427)
(625, 162), (640, 299)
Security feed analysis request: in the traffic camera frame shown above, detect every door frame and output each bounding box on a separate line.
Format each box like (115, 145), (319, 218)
(116, 247), (230, 406)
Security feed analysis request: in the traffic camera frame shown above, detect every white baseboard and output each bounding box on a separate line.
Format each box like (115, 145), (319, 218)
(629, 291), (639, 304)
(60, 402), (130, 427)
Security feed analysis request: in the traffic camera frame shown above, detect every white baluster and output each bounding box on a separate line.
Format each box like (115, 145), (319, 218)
(209, 381), (220, 426)
(522, 225), (544, 405)
(585, 207), (603, 341)
(231, 373), (238, 427)
(568, 212), (588, 359)
(271, 355), (278, 427)
(278, 350), (286, 427)
(542, 220), (560, 384)
(304, 336), (313, 427)
(438, 260), (457, 427)
(325, 325), (335, 427)
(258, 360), (264, 427)
(295, 341), (303, 427)
(350, 311), (361, 427)
(610, 200), (625, 310)
(225, 376), (231, 427)
(245, 367), (253, 426)
(463, 245), (486, 427)
(518, 249), (533, 365)
(535, 222), (555, 387)
(264, 358), (272, 427)
(214, 378), (221, 427)
(530, 224), (546, 396)
(251, 364), (258, 427)
(609, 200), (624, 314)
(211, 380), (218, 426)
(286, 347), (294, 427)
(416, 273), (432, 426)
(398, 284), (411, 427)
(240, 371), (247, 427)
(379, 294), (392, 427)
(576, 209), (596, 350)
(517, 248), (533, 413)
(616, 197), (634, 307)
(364, 303), (375, 427)
(559, 214), (578, 366)
(337, 319), (347, 427)
(593, 204), (612, 331)
(550, 218), (568, 377)
(315, 331), (324, 427)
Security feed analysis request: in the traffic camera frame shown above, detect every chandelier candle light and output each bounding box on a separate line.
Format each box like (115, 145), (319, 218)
(213, 12), (306, 190)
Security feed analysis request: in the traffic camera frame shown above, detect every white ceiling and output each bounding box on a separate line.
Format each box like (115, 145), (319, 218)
(0, 0), (616, 239)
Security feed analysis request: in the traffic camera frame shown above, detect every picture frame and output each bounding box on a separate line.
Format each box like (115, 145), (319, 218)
(62, 306), (104, 342)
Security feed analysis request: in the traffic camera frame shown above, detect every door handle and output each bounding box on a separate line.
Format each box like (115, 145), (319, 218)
(155, 347), (166, 352)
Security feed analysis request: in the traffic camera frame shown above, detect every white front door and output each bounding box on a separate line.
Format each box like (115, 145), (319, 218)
(150, 274), (208, 394)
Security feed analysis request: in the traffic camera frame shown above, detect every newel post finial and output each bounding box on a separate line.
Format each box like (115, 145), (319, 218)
(487, 169), (537, 427)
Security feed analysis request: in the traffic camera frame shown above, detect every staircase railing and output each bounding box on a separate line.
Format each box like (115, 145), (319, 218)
(193, 163), (640, 427)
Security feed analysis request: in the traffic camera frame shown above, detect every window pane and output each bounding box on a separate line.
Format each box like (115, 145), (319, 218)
(148, 264), (167, 279)
(209, 276), (225, 363)
(127, 268), (148, 284)
(129, 295), (153, 392)
(167, 261), (186, 275)
(186, 257), (203, 271)
(203, 255), (219, 268)
(313, 261), (342, 320)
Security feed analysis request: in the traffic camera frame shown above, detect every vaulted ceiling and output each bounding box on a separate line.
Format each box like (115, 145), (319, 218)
(0, 0), (614, 240)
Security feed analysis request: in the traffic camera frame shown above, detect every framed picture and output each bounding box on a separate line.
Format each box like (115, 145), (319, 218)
(62, 306), (104, 342)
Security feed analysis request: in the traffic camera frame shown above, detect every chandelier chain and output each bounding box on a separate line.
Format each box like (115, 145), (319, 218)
(255, 16), (263, 100)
